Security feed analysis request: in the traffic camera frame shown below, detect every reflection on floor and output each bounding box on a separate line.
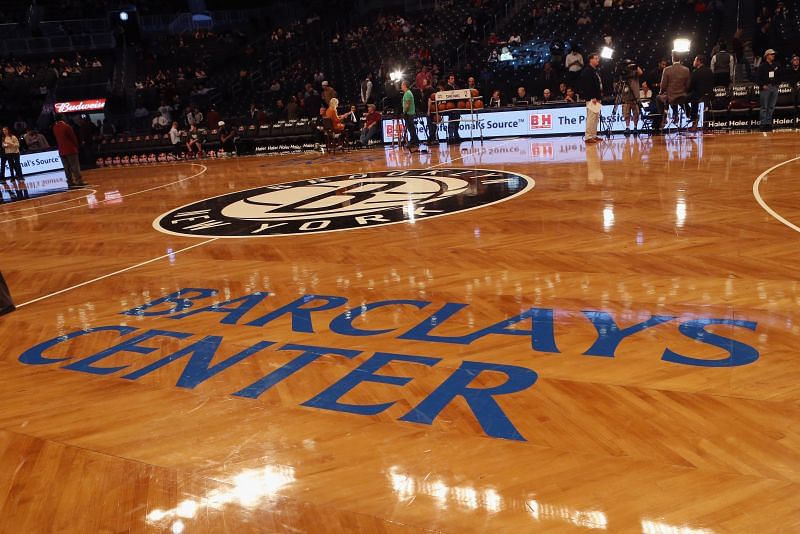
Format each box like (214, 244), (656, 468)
(0, 171), (69, 203)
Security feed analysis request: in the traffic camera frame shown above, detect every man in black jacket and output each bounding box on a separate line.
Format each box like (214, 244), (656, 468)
(688, 54), (714, 131)
(579, 53), (603, 142)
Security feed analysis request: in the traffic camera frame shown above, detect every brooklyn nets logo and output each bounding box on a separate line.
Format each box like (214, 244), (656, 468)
(153, 168), (533, 237)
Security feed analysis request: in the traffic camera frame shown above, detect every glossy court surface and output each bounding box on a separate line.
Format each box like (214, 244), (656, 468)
(1, 133), (799, 533)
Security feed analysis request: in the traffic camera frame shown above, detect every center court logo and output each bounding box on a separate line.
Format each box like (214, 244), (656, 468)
(153, 168), (534, 237)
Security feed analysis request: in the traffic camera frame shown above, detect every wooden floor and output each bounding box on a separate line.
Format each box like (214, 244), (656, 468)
(1, 132), (799, 533)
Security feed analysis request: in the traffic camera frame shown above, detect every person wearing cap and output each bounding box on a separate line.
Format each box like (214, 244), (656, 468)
(218, 121), (235, 155)
(321, 81), (338, 106)
(757, 49), (781, 131)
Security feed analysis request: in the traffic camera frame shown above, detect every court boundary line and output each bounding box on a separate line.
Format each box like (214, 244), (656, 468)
(16, 238), (220, 308)
(752, 156), (800, 233)
(0, 163), (208, 224)
(14, 137), (530, 307)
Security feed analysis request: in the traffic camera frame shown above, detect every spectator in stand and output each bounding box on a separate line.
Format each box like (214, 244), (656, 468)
(151, 112), (169, 133)
(360, 104), (382, 146)
(508, 33), (521, 45)
(710, 41), (735, 86)
(541, 88), (553, 103)
(688, 54), (714, 132)
(577, 12), (591, 25)
(566, 48), (584, 85)
(218, 121), (236, 155)
(321, 81), (337, 106)
(287, 96), (300, 120)
(169, 122), (183, 158)
(513, 86), (531, 105)
(157, 100), (172, 123)
(360, 73), (374, 105)
(23, 129), (49, 151)
(788, 55), (800, 84)
(489, 89), (502, 107)
(53, 115), (86, 187)
(579, 53), (603, 143)
(415, 67), (432, 92)
(206, 106), (221, 130)
(186, 124), (203, 158)
(564, 87), (577, 103)
(752, 24), (771, 67)
(538, 61), (558, 93)
(758, 49), (781, 131)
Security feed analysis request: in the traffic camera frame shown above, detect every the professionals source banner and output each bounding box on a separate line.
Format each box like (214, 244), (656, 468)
(1, 149), (69, 201)
(382, 104), (703, 142)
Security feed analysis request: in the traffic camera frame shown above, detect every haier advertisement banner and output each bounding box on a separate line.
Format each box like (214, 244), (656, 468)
(382, 105), (703, 142)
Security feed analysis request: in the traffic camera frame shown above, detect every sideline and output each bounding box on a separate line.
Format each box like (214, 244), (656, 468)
(0, 163), (208, 224)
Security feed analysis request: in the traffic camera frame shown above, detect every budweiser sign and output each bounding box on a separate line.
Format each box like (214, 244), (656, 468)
(54, 99), (106, 113)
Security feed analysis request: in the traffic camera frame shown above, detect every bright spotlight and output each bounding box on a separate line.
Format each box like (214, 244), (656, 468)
(673, 38), (691, 53)
(119, 10), (129, 21)
(389, 70), (404, 82)
(600, 46), (614, 60)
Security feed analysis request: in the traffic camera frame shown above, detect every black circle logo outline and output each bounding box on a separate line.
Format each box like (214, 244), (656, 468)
(152, 168), (535, 238)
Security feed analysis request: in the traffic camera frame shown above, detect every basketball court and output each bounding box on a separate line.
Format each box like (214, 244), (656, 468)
(1, 132), (799, 532)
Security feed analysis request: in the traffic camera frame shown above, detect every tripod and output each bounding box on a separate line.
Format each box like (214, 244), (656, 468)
(600, 77), (627, 138)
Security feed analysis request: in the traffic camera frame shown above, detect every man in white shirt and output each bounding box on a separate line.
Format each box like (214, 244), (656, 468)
(151, 112), (169, 133)
(360, 74), (373, 105)
(565, 49), (584, 85)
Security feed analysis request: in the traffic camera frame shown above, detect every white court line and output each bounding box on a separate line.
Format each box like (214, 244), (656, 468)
(16, 238), (220, 308)
(0, 189), (97, 214)
(14, 138), (527, 307)
(0, 163), (207, 224)
(752, 156), (800, 233)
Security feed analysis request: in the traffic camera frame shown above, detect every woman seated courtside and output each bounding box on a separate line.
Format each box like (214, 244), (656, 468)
(325, 97), (345, 133)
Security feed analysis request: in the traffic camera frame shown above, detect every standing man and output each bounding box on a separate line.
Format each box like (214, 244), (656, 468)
(710, 42), (735, 86)
(53, 114), (86, 188)
(688, 54), (714, 132)
(401, 80), (419, 151)
(579, 53), (603, 143)
(565, 47), (584, 86)
(360, 73), (373, 105)
(658, 53), (691, 129)
(758, 49), (781, 132)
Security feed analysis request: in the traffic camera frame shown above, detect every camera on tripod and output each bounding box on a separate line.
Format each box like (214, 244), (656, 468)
(615, 59), (639, 78)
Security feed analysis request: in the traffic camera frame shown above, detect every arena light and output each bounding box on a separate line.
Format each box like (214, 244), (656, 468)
(600, 46), (614, 60)
(673, 38), (691, 53)
(389, 70), (404, 82)
(119, 10), (129, 21)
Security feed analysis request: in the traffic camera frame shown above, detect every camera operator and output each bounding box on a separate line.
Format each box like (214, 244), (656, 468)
(619, 60), (643, 134)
